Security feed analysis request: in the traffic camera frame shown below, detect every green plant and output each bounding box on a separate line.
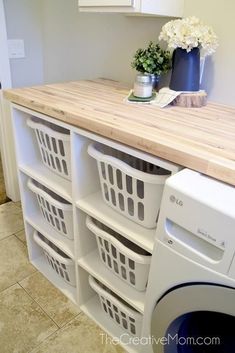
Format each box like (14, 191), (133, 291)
(131, 41), (171, 76)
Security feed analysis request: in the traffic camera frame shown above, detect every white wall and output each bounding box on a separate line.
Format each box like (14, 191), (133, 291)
(184, 0), (235, 106)
(4, 0), (235, 106)
(0, 0), (11, 89)
(4, 0), (44, 87)
(42, 0), (235, 106)
(41, 0), (167, 85)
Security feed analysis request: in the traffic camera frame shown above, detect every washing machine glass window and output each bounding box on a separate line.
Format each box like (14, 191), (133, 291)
(151, 284), (235, 353)
(165, 311), (235, 353)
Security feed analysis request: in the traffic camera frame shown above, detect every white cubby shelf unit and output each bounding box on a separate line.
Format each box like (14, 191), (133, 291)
(11, 103), (180, 352)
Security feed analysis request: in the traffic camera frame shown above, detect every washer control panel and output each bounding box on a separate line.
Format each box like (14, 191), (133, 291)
(156, 169), (235, 275)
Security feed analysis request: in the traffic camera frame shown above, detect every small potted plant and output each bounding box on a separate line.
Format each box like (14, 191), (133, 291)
(159, 16), (218, 91)
(131, 41), (171, 90)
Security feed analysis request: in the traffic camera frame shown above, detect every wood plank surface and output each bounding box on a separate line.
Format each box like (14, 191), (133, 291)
(3, 78), (235, 186)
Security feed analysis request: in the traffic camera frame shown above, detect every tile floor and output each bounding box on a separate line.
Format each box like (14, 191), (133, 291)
(0, 155), (7, 205)
(0, 201), (125, 353)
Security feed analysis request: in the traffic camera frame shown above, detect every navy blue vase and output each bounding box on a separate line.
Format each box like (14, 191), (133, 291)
(169, 47), (200, 91)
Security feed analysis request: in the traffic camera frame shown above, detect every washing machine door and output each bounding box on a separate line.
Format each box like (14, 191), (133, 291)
(151, 284), (235, 353)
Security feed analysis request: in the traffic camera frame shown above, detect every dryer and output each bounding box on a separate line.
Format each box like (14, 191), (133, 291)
(142, 169), (235, 353)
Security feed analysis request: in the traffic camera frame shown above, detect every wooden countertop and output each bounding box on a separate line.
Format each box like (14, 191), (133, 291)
(4, 79), (235, 186)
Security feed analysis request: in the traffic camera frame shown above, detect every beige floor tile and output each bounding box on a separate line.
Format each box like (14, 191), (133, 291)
(0, 283), (58, 353)
(0, 182), (7, 205)
(15, 229), (27, 244)
(30, 313), (125, 353)
(15, 201), (22, 208)
(0, 235), (36, 292)
(0, 156), (7, 205)
(0, 201), (24, 240)
(20, 272), (81, 327)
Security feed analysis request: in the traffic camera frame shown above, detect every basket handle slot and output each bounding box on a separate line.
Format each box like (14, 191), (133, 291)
(27, 178), (71, 210)
(88, 275), (142, 320)
(86, 216), (151, 263)
(27, 117), (70, 140)
(33, 231), (72, 265)
(88, 143), (169, 184)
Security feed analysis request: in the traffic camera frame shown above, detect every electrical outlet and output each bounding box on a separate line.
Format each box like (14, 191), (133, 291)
(8, 39), (25, 59)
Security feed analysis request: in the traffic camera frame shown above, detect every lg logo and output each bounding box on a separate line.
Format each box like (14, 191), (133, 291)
(170, 195), (183, 206)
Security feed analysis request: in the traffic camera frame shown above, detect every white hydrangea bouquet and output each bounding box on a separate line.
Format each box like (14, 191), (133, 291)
(159, 16), (218, 56)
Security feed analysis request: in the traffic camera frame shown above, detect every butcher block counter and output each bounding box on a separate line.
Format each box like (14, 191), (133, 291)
(4, 78), (235, 186)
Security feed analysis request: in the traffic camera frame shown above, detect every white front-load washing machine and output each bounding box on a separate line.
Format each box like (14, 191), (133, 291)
(142, 169), (235, 353)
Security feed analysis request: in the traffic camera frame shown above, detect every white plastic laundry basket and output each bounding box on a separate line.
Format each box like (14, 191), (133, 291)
(33, 231), (76, 286)
(88, 143), (170, 228)
(86, 216), (151, 291)
(27, 117), (71, 180)
(89, 275), (142, 337)
(28, 179), (74, 239)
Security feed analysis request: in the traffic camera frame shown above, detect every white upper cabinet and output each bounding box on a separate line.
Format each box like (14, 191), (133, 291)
(79, 0), (134, 6)
(78, 0), (184, 17)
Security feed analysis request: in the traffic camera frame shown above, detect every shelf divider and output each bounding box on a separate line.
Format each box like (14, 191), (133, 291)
(19, 162), (72, 202)
(77, 191), (156, 254)
(81, 296), (142, 353)
(25, 213), (74, 259)
(78, 249), (146, 313)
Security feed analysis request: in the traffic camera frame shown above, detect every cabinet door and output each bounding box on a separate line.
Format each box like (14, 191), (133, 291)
(79, 0), (133, 7)
(79, 0), (184, 16)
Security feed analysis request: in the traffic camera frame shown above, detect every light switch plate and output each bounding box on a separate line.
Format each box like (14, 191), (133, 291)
(8, 39), (25, 59)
